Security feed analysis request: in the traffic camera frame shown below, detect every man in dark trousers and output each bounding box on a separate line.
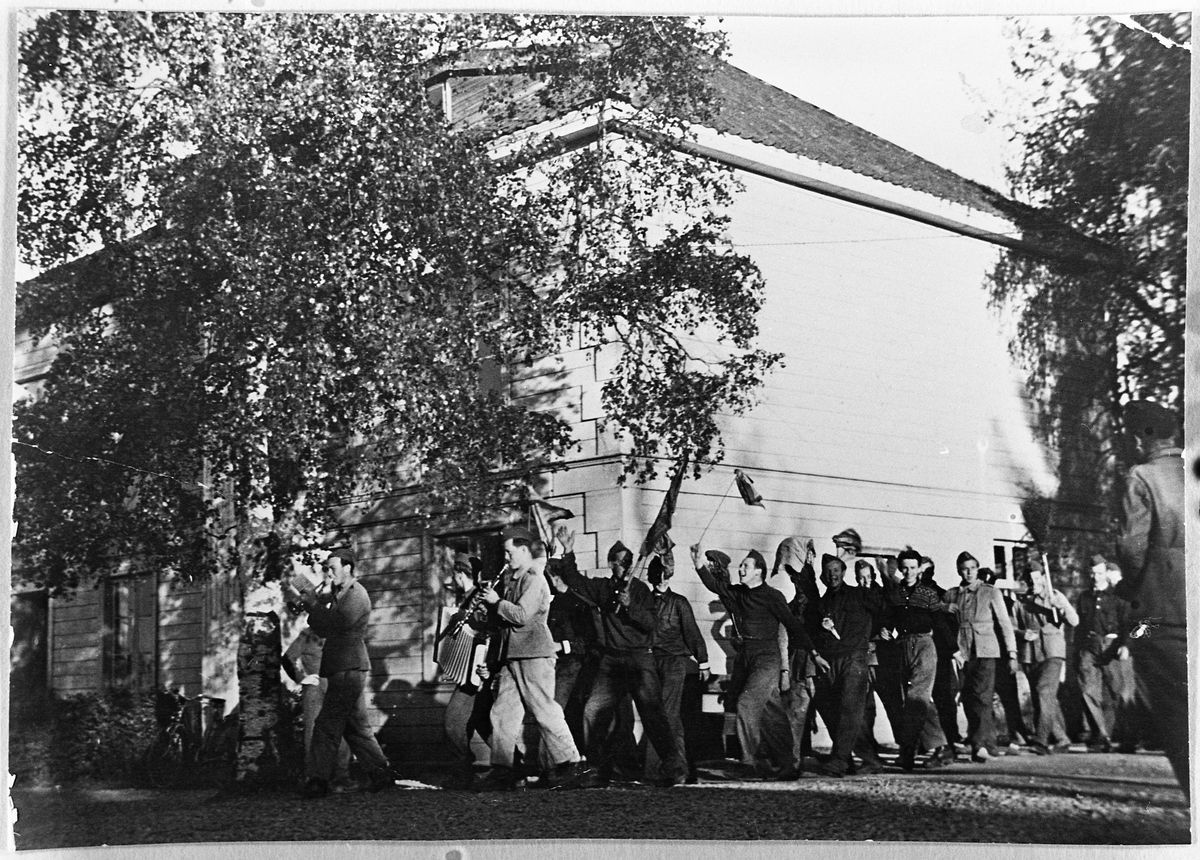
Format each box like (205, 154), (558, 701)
(438, 553), (494, 789)
(290, 546), (397, 799)
(643, 555), (710, 783)
(692, 543), (828, 779)
(810, 554), (886, 777)
(545, 557), (596, 750)
(554, 537), (688, 785)
(882, 548), (956, 770)
(944, 551), (1018, 762)
(775, 536), (821, 775)
(1115, 399), (1188, 797)
(1075, 555), (1133, 753)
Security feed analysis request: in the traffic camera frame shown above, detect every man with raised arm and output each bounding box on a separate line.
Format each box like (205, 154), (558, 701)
(810, 553), (886, 777)
(692, 543), (828, 779)
(552, 533), (688, 786)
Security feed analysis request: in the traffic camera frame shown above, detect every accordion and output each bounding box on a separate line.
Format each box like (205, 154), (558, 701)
(436, 626), (488, 687)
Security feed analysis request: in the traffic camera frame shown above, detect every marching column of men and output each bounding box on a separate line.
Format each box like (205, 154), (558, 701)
(285, 399), (1184, 796)
(433, 530), (1179, 791)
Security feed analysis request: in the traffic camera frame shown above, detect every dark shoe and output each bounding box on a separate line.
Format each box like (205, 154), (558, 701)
(1028, 740), (1051, 756)
(896, 750), (916, 771)
(368, 768), (398, 793)
(924, 746), (954, 769)
(1053, 741), (1072, 753)
(473, 767), (516, 792)
(1087, 739), (1114, 753)
(855, 758), (885, 775)
(301, 777), (329, 799)
(1116, 743), (1139, 754)
(971, 746), (992, 763)
(548, 760), (603, 790)
(819, 760), (848, 778)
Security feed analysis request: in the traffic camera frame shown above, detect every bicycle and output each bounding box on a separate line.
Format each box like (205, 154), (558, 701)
(142, 689), (239, 789)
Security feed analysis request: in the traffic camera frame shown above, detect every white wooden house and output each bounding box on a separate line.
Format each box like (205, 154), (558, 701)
(12, 57), (1099, 758)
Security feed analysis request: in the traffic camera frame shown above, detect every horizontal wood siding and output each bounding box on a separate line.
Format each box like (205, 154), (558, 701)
(50, 590), (102, 694)
(158, 582), (204, 692)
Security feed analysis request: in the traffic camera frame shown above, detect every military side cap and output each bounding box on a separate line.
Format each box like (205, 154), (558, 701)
(501, 525), (536, 543)
(821, 553), (845, 571)
(327, 545), (356, 565)
(1125, 400), (1178, 440)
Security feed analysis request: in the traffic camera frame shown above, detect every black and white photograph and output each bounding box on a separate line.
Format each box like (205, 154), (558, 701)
(4, 0), (1194, 851)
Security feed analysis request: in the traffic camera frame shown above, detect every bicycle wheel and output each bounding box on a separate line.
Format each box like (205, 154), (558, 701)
(143, 731), (185, 789)
(200, 717), (240, 790)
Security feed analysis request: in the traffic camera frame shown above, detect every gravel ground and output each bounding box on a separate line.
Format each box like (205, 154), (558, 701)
(9, 749), (1190, 848)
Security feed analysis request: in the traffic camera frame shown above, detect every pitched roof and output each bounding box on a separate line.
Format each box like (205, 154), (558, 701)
(704, 62), (1015, 221)
(436, 54), (1114, 271)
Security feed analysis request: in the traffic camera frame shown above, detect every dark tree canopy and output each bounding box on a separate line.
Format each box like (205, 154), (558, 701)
(990, 13), (1188, 548)
(15, 12), (781, 594)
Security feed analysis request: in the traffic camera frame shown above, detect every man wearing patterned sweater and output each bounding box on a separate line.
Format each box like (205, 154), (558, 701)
(881, 548), (956, 770)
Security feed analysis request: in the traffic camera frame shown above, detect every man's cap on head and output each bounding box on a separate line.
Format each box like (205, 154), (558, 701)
(1125, 400), (1178, 440)
(1090, 554), (1108, 568)
(501, 525), (536, 544)
(327, 545), (356, 566)
(454, 553), (482, 576)
(705, 549), (731, 570)
(607, 540), (632, 563)
(832, 528), (862, 552)
(821, 553), (845, 571)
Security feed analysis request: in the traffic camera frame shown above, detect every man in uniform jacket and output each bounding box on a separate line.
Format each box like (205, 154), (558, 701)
(1013, 561), (1078, 755)
(944, 551), (1018, 762)
(643, 555), (710, 783)
(290, 546), (396, 798)
(810, 553), (886, 777)
(1075, 556), (1133, 753)
(1115, 400), (1187, 796)
(553, 538), (688, 785)
(692, 543), (827, 779)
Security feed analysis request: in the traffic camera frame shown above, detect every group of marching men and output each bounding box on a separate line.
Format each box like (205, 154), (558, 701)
(434, 522), (1145, 789)
(278, 399), (1184, 798)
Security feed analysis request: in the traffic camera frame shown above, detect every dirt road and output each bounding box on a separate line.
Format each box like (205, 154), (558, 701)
(9, 748), (1189, 848)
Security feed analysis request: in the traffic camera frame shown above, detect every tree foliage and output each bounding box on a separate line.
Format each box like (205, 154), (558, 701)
(989, 13), (1188, 538)
(15, 12), (780, 594)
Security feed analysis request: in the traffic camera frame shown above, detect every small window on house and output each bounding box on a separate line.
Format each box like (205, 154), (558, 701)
(104, 573), (157, 690)
(435, 529), (505, 585)
(992, 540), (1034, 587)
